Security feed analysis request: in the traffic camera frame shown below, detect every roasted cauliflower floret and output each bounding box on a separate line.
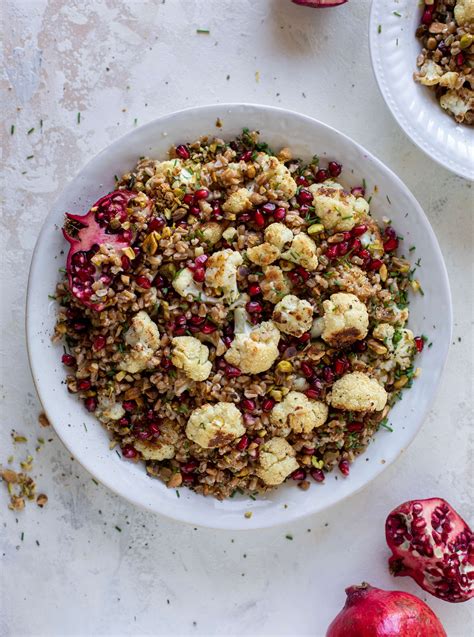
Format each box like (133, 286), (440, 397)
(281, 233), (319, 271)
(185, 402), (245, 449)
(270, 391), (328, 435)
(454, 0), (474, 26)
(393, 329), (416, 370)
(328, 372), (388, 412)
(200, 222), (223, 245)
(416, 60), (443, 86)
(135, 439), (176, 461)
(440, 89), (474, 123)
(256, 437), (299, 486)
(309, 182), (369, 231)
(260, 266), (291, 303)
(119, 311), (160, 373)
(205, 249), (243, 303)
(327, 265), (376, 301)
(152, 159), (197, 187)
(171, 336), (212, 381)
(255, 153), (297, 200)
(321, 292), (369, 347)
(172, 267), (203, 300)
(96, 395), (125, 423)
(224, 307), (280, 374)
(272, 294), (314, 338)
(373, 323), (394, 344)
(264, 223), (293, 250)
(222, 187), (253, 214)
(246, 243), (281, 266)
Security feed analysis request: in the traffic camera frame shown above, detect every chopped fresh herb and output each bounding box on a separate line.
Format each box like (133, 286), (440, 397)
(83, 423), (88, 432)
(10, 125), (15, 135)
(26, 155), (34, 160)
(393, 329), (403, 346)
(415, 258), (421, 267)
(367, 196), (372, 205)
(77, 112), (81, 124)
(362, 178), (367, 191)
(386, 195), (391, 205)
(40, 119), (43, 129)
(285, 534), (293, 540)
(92, 478), (98, 485)
(21, 532), (24, 541)
(115, 526), (122, 532)
(249, 494), (256, 501)
(409, 246), (416, 252)
(379, 418), (393, 432)
(27, 127), (35, 135)
(134, 118), (138, 126)
(393, 11), (402, 17)
(378, 24), (382, 34)
(196, 28), (210, 34)
(176, 490), (180, 498)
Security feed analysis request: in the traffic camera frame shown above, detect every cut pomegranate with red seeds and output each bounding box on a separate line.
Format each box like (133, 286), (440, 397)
(84, 397), (97, 412)
(93, 335), (106, 351)
(328, 161), (342, 177)
(273, 207), (287, 221)
(291, 468), (307, 481)
(77, 379), (91, 391)
(122, 401), (136, 412)
(61, 353), (76, 366)
(246, 301), (263, 314)
(135, 275), (152, 289)
(248, 283), (261, 297)
(183, 193), (194, 205)
(300, 362), (314, 378)
(414, 336), (424, 353)
(296, 175), (309, 186)
(236, 435), (249, 451)
(193, 267), (206, 283)
(368, 258), (383, 271)
(262, 398), (275, 412)
(253, 210), (265, 227)
(310, 468), (325, 482)
(326, 245), (339, 260)
(314, 168), (329, 182)
(225, 365), (241, 378)
(305, 389), (320, 400)
(339, 459), (350, 476)
(386, 498), (474, 603)
(297, 188), (313, 205)
(383, 238), (399, 252)
(121, 445), (138, 459)
(241, 399), (255, 412)
(194, 188), (209, 200)
(175, 144), (190, 159)
(347, 422), (364, 433)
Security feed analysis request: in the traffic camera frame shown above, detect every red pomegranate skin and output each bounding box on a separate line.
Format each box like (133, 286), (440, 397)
(326, 583), (446, 637)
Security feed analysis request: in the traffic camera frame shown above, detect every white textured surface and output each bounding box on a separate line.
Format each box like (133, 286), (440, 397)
(1, 1), (473, 636)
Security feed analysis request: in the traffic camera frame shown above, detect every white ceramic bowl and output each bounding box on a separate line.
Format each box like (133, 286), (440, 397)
(369, 0), (474, 180)
(27, 104), (452, 529)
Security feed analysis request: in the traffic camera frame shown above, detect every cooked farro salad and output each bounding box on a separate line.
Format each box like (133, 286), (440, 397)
(54, 129), (425, 499)
(415, 0), (474, 125)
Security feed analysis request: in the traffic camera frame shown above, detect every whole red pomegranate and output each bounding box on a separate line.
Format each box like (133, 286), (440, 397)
(386, 498), (474, 603)
(326, 583), (446, 637)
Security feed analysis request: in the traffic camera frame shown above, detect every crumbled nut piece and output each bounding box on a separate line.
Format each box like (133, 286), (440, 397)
(38, 413), (50, 427)
(36, 493), (48, 508)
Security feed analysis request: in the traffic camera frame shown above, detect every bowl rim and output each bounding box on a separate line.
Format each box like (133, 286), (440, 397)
(26, 102), (453, 529)
(368, 0), (474, 181)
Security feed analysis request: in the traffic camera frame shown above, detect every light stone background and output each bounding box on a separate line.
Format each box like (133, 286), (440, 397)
(1, 1), (473, 636)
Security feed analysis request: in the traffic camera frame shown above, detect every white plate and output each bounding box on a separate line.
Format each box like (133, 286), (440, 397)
(26, 104), (452, 529)
(369, 0), (474, 180)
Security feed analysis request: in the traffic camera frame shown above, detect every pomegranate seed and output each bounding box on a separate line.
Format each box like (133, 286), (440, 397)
(190, 315), (206, 326)
(253, 210), (265, 227)
(353, 340), (367, 352)
(148, 422), (161, 435)
(351, 187), (365, 198)
(223, 336), (233, 347)
(337, 241), (349, 256)
(342, 231), (352, 241)
(77, 379), (91, 391)
(173, 326), (186, 336)
(189, 205), (201, 216)
(241, 399), (255, 412)
(236, 435), (249, 451)
(194, 188), (209, 200)
(137, 429), (151, 440)
(421, 8), (434, 25)
(326, 245), (339, 260)
(339, 459), (350, 476)
(347, 422), (364, 432)
(195, 254), (208, 266)
(212, 202), (223, 218)
(297, 188), (313, 205)
(358, 249), (371, 262)
(310, 378), (324, 392)
(72, 321), (87, 332)
(298, 332), (311, 344)
(350, 238), (362, 252)
(262, 202), (276, 215)
(262, 398), (275, 412)
(273, 207), (286, 221)
(383, 238), (399, 252)
(456, 53), (464, 66)
(296, 266), (310, 281)
(118, 417), (130, 427)
(239, 150), (252, 161)
(287, 271), (301, 286)
(175, 144), (190, 159)
(352, 224), (368, 236)
(385, 226), (397, 239)
(315, 169), (328, 182)
(415, 336), (424, 353)
(193, 267), (206, 282)
(161, 357), (172, 370)
(182, 473), (195, 484)
(334, 359), (346, 375)
(303, 447), (315, 455)
(61, 353), (76, 366)
(145, 409), (155, 420)
(181, 460), (198, 473)
(301, 362), (314, 378)
(84, 397), (97, 412)
(154, 275), (165, 289)
(296, 176), (309, 186)
(298, 204), (310, 216)
(93, 335), (106, 351)
(121, 255), (131, 270)
(291, 468), (307, 481)
(225, 365), (241, 378)
(248, 283), (261, 297)
(121, 445), (138, 459)
(323, 367), (334, 383)
(122, 401), (136, 412)
(136, 275), (151, 289)
(305, 389), (320, 400)
(328, 161), (342, 177)
(246, 301), (263, 314)
(239, 213), (251, 223)
(148, 217), (165, 231)
(183, 193), (194, 205)
(310, 468), (325, 482)
(368, 259), (383, 271)
(175, 315), (187, 325)
(201, 322), (217, 334)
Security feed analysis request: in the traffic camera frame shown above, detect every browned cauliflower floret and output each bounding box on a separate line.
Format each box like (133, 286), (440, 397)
(327, 265), (376, 301)
(281, 233), (318, 271)
(224, 308), (280, 374)
(454, 0), (474, 26)
(321, 292), (369, 347)
(205, 249), (243, 303)
(260, 266), (291, 303)
(272, 294), (314, 338)
(255, 153), (297, 200)
(256, 437), (299, 485)
(134, 439), (176, 461)
(171, 336), (212, 381)
(440, 88), (474, 123)
(328, 372), (388, 412)
(264, 223), (294, 250)
(185, 402), (245, 449)
(119, 311), (160, 373)
(96, 395), (125, 423)
(373, 324), (416, 371)
(309, 181), (369, 231)
(246, 243), (281, 266)
(416, 60), (444, 86)
(200, 222), (223, 245)
(222, 188), (253, 214)
(270, 391), (328, 434)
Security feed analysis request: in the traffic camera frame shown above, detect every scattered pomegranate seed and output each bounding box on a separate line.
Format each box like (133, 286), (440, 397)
(161, 357), (172, 370)
(383, 238), (398, 252)
(298, 204), (310, 216)
(291, 468), (307, 481)
(296, 266), (310, 281)
(368, 258), (383, 271)
(353, 340), (367, 352)
(347, 422), (364, 432)
(118, 416), (130, 427)
(326, 245), (339, 260)
(339, 459), (350, 476)
(194, 188), (209, 200)
(297, 188), (313, 205)
(287, 271), (301, 286)
(305, 388), (320, 400)
(351, 186), (365, 198)
(122, 445), (138, 459)
(303, 447), (315, 455)
(137, 429), (151, 440)
(173, 326), (187, 336)
(122, 400), (136, 412)
(212, 202), (223, 218)
(328, 161), (342, 177)
(337, 241), (349, 256)
(148, 217), (165, 231)
(315, 169), (328, 182)
(182, 473), (195, 484)
(241, 399), (255, 412)
(175, 144), (190, 159)
(61, 353), (76, 366)
(301, 362), (314, 378)
(189, 315), (206, 326)
(72, 321), (87, 332)
(193, 267), (206, 283)
(225, 365), (241, 378)
(201, 322), (217, 334)
(77, 379), (91, 391)
(239, 213), (251, 223)
(296, 175), (309, 186)
(253, 210), (265, 227)
(298, 332), (311, 344)
(421, 8), (434, 25)
(121, 255), (131, 270)
(273, 207), (287, 221)
(414, 336), (424, 353)
(310, 378), (324, 392)
(262, 202), (276, 215)
(323, 367), (334, 383)
(248, 283), (261, 297)
(350, 238), (362, 252)
(84, 397), (97, 412)
(195, 254), (209, 266)
(189, 205), (201, 216)
(236, 435), (249, 451)
(93, 335), (106, 351)
(456, 52), (464, 66)
(334, 359), (346, 375)
(262, 398), (275, 412)
(175, 315), (187, 326)
(352, 224), (368, 236)
(223, 336), (233, 348)
(183, 193), (194, 205)
(358, 249), (371, 263)
(239, 150), (252, 162)
(148, 423), (160, 435)
(135, 275), (151, 289)
(246, 301), (263, 314)
(181, 460), (198, 473)
(310, 468), (325, 482)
